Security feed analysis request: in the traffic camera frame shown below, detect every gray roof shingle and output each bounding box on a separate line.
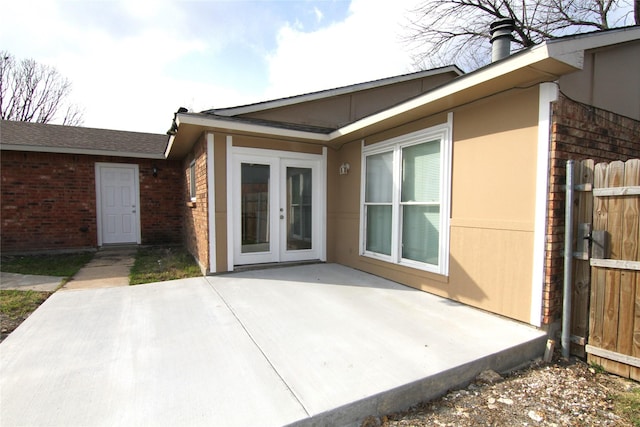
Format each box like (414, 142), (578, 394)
(0, 120), (168, 158)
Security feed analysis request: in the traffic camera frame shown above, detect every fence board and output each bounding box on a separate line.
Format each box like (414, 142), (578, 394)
(624, 160), (640, 380)
(602, 161), (626, 376)
(593, 186), (640, 196)
(571, 160), (593, 357)
(588, 162), (608, 362)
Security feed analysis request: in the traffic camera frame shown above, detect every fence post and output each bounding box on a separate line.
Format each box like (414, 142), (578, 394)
(563, 160), (574, 359)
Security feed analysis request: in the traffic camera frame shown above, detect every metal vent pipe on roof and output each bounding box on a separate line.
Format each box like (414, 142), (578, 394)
(490, 19), (515, 62)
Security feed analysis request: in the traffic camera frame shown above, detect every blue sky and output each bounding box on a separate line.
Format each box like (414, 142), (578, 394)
(2, 0), (419, 133)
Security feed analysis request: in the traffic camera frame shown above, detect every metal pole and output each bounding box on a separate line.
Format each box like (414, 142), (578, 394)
(562, 160), (574, 359)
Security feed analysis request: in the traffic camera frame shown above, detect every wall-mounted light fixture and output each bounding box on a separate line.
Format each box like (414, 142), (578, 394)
(152, 165), (158, 177)
(339, 162), (350, 175)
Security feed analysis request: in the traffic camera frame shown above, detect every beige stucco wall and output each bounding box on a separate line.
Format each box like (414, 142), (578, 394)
(204, 87), (541, 323)
(328, 87), (540, 323)
(213, 133), (228, 273)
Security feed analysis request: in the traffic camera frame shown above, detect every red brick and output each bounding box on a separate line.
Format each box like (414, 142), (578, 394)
(1, 151), (183, 253)
(540, 95), (640, 326)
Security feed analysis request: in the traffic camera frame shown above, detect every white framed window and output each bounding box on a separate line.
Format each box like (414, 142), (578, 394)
(360, 114), (452, 275)
(189, 160), (197, 201)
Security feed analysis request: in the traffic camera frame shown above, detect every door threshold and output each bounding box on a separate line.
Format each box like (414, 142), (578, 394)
(99, 244), (139, 251)
(232, 260), (323, 273)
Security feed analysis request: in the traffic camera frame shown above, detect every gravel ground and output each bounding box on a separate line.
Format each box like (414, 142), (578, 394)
(362, 358), (639, 426)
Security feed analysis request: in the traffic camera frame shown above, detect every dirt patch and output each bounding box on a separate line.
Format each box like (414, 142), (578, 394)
(1, 312), (32, 343)
(362, 358), (639, 426)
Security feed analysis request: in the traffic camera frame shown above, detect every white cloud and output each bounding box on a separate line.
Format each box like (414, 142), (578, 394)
(1, 0), (246, 133)
(264, 0), (417, 100)
(53, 26), (209, 132)
(2, 0), (420, 133)
(313, 6), (324, 23)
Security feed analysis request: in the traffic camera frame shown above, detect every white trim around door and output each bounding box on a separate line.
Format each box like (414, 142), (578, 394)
(227, 146), (326, 269)
(95, 162), (141, 246)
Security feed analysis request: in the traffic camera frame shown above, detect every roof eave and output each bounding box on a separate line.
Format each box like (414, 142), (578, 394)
(1, 144), (166, 159)
(165, 114), (331, 159)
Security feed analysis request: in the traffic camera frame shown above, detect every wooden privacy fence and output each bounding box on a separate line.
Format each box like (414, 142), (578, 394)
(570, 159), (640, 378)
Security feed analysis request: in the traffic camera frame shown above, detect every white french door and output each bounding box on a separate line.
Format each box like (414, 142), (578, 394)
(231, 149), (323, 266)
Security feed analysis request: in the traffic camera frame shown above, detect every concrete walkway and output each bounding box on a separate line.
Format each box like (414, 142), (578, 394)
(0, 263), (547, 427)
(0, 247), (135, 292)
(0, 272), (63, 292)
(61, 247), (136, 290)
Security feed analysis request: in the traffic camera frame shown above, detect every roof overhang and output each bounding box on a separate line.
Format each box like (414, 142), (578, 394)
(166, 27), (640, 158)
(164, 114), (331, 158)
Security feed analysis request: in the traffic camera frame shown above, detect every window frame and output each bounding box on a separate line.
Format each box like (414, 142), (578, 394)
(359, 114), (452, 275)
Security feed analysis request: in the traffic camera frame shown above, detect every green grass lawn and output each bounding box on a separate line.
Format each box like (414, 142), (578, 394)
(0, 290), (52, 319)
(129, 246), (202, 285)
(615, 388), (640, 426)
(1, 252), (94, 278)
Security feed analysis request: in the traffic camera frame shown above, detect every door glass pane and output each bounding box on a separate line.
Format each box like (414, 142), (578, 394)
(402, 205), (439, 265)
(402, 140), (440, 202)
(286, 167), (312, 250)
(365, 151), (393, 203)
(241, 163), (270, 253)
(366, 205), (392, 255)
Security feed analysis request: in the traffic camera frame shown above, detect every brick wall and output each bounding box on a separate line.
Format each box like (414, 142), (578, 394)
(182, 135), (210, 273)
(541, 94), (640, 326)
(1, 151), (183, 253)
(138, 158), (183, 245)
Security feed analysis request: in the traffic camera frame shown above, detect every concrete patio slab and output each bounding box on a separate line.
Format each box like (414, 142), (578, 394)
(1, 278), (307, 427)
(208, 264), (548, 425)
(0, 264), (547, 427)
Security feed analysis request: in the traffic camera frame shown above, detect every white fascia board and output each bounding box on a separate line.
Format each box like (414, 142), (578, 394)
(164, 134), (176, 158)
(213, 66), (465, 117)
(0, 144), (166, 159)
(176, 114), (331, 143)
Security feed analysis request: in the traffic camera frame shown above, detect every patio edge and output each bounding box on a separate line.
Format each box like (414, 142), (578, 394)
(285, 333), (548, 427)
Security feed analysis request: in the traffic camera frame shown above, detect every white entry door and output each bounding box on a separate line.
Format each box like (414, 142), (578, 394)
(96, 163), (140, 245)
(231, 150), (323, 266)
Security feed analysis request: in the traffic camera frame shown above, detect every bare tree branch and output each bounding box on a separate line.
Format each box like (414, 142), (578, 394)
(403, 0), (635, 71)
(0, 51), (84, 126)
